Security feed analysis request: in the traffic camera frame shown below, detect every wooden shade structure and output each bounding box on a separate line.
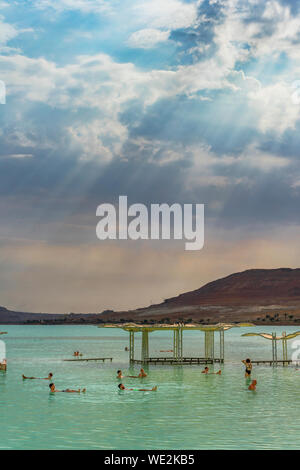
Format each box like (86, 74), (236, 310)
(242, 331), (300, 366)
(99, 322), (254, 365)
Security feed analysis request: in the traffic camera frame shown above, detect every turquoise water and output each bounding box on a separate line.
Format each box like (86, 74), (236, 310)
(0, 325), (300, 450)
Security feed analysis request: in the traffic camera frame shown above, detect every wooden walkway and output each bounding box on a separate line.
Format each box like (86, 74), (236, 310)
(132, 357), (223, 365)
(63, 357), (113, 363)
(251, 359), (295, 366)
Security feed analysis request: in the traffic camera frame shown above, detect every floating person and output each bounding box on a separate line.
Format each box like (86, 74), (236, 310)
(22, 372), (53, 380)
(49, 383), (86, 393)
(117, 370), (124, 379)
(127, 368), (148, 378)
(118, 384), (157, 392)
(160, 350), (173, 353)
(73, 351), (82, 357)
(201, 367), (221, 375)
(248, 380), (257, 391)
(242, 358), (253, 378)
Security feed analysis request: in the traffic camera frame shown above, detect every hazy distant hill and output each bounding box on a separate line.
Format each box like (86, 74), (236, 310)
(100, 268), (300, 324)
(163, 268), (300, 306)
(2, 269), (300, 325)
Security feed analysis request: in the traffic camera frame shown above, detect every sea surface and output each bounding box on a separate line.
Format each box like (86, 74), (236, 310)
(0, 324), (300, 450)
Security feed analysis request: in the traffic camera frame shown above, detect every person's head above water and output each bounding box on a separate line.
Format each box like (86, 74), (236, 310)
(48, 373), (53, 378)
(246, 358), (251, 363)
(118, 383), (125, 390)
(248, 379), (257, 390)
(49, 383), (55, 392)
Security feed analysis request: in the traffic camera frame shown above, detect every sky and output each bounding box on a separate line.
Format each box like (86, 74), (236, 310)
(1, 0), (300, 313)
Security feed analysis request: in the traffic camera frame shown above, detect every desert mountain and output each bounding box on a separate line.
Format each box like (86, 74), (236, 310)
(1, 269), (300, 325)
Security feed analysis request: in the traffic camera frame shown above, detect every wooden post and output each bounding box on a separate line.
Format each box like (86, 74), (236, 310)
(221, 329), (225, 362)
(271, 332), (275, 366)
(141, 330), (149, 363)
(173, 329), (179, 360)
(129, 331), (135, 363)
(205, 331), (215, 361)
(282, 331), (287, 366)
(179, 327), (183, 360)
(205, 331), (208, 359)
(174, 327), (180, 361)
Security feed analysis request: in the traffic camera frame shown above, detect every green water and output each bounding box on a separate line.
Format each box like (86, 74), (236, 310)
(0, 325), (300, 449)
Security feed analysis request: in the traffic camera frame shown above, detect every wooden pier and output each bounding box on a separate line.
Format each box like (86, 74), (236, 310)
(251, 359), (294, 366)
(63, 357), (113, 363)
(132, 357), (224, 365)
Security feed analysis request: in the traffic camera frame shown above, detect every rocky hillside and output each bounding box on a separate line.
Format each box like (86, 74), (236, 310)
(2, 269), (300, 325)
(163, 268), (300, 306)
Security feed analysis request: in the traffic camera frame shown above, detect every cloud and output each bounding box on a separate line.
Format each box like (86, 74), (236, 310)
(132, 0), (199, 30)
(215, 0), (300, 60)
(0, 154), (33, 159)
(0, 49), (244, 162)
(36, 0), (112, 14)
(248, 82), (300, 134)
(127, 28), (171, 49)
(0, 15), (19, 48)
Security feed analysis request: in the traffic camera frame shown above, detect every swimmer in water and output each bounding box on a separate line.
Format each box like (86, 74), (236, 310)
(118, 384), (157, 391)
(201, 367), (221, 375)
(242, 358), (253, 378)
(117, 370), (124, 379)
(22, 372), (53, 380)
(49, 383), (86, 393)
(127, 368), (148, 378)
(248, 379), (257, 391)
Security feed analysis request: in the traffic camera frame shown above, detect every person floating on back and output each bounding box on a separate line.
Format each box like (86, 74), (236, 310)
(248, 380), (257, 391)
(242, 358), (253, 378)
(201, 367), (221, 375)
(49, 383), (86, 393)
(118, 383), (157, 392)
(22, 372), (53, 380)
